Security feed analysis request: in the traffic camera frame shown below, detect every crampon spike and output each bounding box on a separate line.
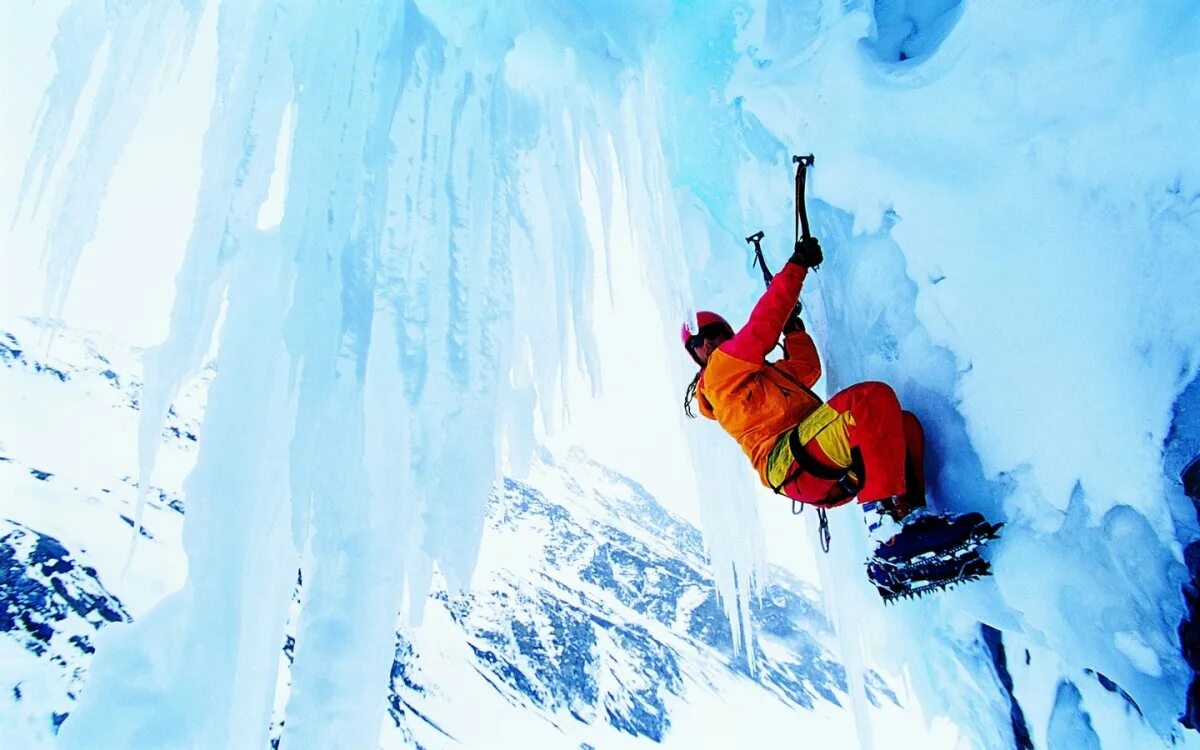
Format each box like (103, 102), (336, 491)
(869, 549), (993, 603)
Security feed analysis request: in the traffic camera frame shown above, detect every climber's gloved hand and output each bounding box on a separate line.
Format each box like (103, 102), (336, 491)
(783, 307), (805, 333)
(789, 236), (822, 268)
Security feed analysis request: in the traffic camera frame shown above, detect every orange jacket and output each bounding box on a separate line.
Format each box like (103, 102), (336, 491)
(697, 262), (822, 486)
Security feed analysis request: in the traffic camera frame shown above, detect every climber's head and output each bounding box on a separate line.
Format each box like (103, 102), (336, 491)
(681, 311), (733, 367)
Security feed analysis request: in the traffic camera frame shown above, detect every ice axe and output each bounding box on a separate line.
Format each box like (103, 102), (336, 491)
(744, 230), (773, 286)
(743, 152), (817, 284)
(744, 229), (803, 319)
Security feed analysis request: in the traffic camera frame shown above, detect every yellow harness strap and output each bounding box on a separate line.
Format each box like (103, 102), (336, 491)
(766, 403), (856, 488)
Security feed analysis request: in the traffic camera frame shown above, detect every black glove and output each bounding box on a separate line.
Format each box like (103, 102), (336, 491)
(789, 236), (822, 268)
(783, 306), (805, 333)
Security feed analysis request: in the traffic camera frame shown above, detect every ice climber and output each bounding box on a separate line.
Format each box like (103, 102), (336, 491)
(682, 235), (1000, 601)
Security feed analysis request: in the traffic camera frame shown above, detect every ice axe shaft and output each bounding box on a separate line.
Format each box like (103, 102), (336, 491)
(793, 154), (814, 243)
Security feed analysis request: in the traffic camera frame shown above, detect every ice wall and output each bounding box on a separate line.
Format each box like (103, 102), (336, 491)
(703, 0), (1200, 747)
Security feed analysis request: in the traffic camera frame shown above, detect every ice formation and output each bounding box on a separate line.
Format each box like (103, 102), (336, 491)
(6, 0), (1200, 748)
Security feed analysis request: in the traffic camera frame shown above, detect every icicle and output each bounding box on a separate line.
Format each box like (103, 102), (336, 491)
(14, 1), (107, 222)
(32, 0), (772, 745)
(22, 2), (203, 325)
(131, 0), (295, 563)
(57, 1), (304, 746)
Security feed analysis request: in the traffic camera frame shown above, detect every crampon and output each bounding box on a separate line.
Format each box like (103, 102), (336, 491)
(867, 514), (1003, 603)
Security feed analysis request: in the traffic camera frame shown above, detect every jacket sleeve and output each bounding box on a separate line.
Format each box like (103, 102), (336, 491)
(777, 329), (821, 387)
(721, 262), (807, 363)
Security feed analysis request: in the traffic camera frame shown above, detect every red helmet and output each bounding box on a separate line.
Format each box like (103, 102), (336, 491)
(681, 311), (733, 364)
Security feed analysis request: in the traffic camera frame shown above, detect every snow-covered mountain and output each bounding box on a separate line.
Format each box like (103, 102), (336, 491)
(0, 319), (917, 748)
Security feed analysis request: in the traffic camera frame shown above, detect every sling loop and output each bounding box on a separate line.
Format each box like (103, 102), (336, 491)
(792, 499), (831, 554)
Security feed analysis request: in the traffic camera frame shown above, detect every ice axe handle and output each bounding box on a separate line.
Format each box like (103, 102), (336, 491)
(793, 154), (814, 243)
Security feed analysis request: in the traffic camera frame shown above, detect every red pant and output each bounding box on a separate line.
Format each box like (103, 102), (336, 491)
(780, 381), (925, 507)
